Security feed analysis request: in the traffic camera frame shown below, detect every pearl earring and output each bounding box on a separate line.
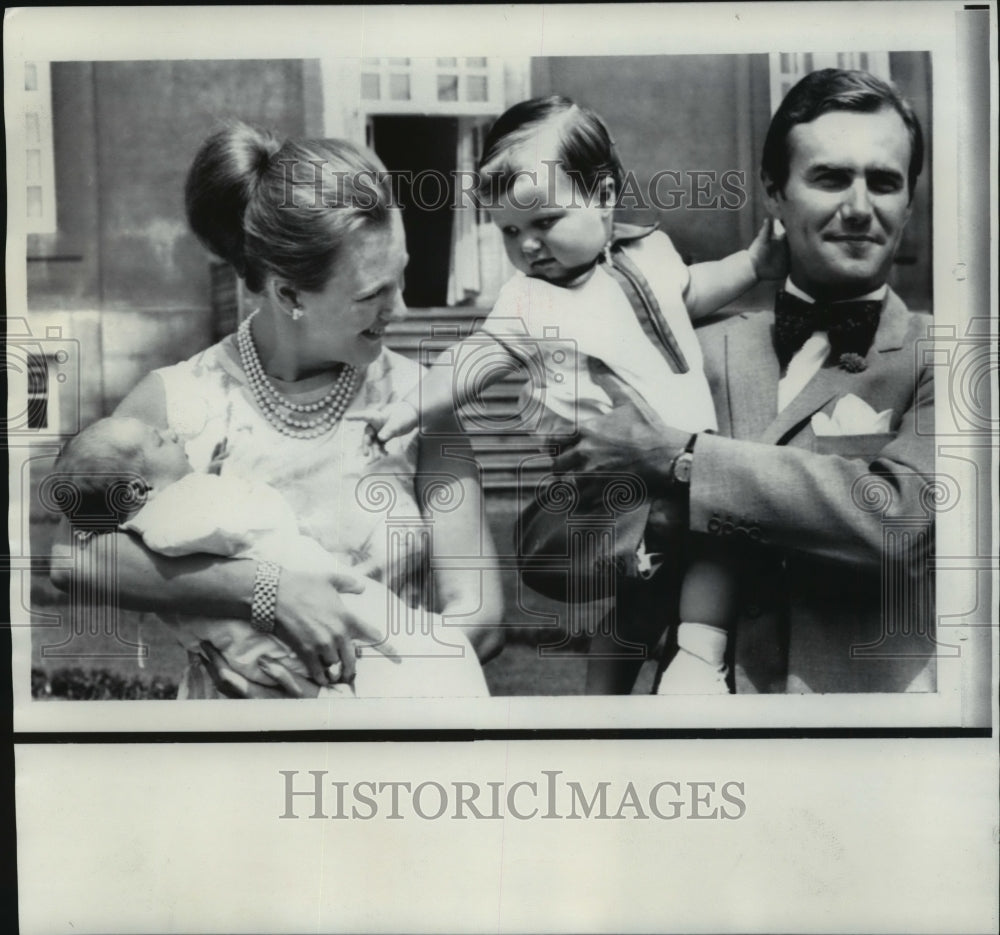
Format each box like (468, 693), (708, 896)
(290, 306), (304, 321)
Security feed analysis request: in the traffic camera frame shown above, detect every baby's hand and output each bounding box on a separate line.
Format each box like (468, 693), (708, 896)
(747, 217), (788, 281)
(207, 437), (229, 475)
(347, 399), (419, 445)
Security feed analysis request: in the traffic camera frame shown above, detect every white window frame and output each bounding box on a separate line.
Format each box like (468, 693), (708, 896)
(320, 57), (530, 142)
(356, 56), (505, 116)
(769, 52), (892, 113)
(318, 57), (529, 308)
(23, 61), (58, 235)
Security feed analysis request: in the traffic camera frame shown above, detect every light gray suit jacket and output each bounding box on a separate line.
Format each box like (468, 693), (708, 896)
(693, 289), (937, 693)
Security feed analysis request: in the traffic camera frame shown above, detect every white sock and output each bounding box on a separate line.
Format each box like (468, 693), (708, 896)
(676, 622), (728, 668)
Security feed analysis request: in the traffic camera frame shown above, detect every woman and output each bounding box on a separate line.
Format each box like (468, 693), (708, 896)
(51, 122), (503, 698)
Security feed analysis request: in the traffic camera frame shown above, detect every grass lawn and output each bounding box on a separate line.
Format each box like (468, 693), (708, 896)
(485, 642), (658, 695)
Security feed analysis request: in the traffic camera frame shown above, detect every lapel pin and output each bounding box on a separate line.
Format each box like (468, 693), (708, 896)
(838, 352), (867, 373)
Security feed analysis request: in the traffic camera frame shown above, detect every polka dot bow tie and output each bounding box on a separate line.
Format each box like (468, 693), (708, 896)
(774, 290), (883, 372)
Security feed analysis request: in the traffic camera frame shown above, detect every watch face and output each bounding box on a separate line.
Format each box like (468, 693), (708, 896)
(674, 452), (693, 485)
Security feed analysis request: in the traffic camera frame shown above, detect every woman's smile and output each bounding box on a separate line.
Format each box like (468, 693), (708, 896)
(360, 322), (388, 340)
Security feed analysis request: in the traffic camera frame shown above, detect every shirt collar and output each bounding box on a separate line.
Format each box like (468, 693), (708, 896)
(783, 278), (888, 305)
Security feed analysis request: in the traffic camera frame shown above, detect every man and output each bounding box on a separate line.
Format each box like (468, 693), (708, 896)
(556, 69), (936, 693)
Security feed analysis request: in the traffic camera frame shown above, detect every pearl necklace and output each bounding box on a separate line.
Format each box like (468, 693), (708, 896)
(237, 311), (359, 439)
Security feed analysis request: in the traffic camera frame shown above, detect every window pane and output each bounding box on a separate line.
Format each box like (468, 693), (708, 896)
(389, 73), (410, 100)
(25, 63), (37, 91)
(467, 75), (488, 102)
(466, 57), (487, 68)
(28, 354), (47, 394)
(436, 57), (457, 67)
(27, 355), (48, 430)
(26, 113), (40, 144)
(437, 74), (458, 102)
(27, 186), (43, 218)
(26, 149), (41, 182)
(387, 57), (410, 66)
(361, 73), (380, 99)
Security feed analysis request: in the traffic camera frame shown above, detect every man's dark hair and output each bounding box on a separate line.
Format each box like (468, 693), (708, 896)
(761, 68), (924, 201)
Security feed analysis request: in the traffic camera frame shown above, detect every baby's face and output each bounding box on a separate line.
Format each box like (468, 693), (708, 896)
(489, 139), (613, 285)
(103, 418), (192, 488)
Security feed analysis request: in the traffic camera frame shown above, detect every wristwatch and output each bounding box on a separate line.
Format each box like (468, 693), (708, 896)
(669, 434), (698, 488)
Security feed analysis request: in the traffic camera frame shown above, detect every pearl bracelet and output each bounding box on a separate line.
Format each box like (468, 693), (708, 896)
(251, 560), (282, 634)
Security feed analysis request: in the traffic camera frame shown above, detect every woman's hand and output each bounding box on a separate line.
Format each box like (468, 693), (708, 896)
(272, 568), (399, 687)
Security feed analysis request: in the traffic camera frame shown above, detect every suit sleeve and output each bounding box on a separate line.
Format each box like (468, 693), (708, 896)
(687, 350), (934, 570)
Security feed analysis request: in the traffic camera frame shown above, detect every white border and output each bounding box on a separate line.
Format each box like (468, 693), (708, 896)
(6, 3), (997, 733)
(7, 6), (998, 935)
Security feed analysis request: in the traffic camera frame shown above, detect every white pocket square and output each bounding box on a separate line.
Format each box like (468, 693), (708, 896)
(811, 394), (893, 436)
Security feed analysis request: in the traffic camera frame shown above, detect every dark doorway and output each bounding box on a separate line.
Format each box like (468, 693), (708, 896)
(371, 116), (458, 308)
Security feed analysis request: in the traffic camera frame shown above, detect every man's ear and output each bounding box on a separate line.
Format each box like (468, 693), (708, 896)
(761, 172), (784, 220)
(900, 195), (914, 229)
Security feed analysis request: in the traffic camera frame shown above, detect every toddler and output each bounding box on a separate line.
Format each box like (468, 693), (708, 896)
(354, 96), (786, 694)
(52, 416), (488, 699)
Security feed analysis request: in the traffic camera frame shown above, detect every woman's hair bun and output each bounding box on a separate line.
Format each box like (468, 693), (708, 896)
(186, 121), (394, 296)
(184, 120), (282, 277)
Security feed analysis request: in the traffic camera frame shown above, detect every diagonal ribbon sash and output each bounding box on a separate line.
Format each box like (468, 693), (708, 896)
(602, 239), (690, 375)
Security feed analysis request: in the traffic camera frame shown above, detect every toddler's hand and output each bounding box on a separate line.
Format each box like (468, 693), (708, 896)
(347, 399), (419, 445)
(747, 217), (788, 281)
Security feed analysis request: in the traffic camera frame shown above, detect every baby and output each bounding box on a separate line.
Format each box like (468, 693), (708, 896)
(354, 96), (786, 694)
(53, 416), (487, 699)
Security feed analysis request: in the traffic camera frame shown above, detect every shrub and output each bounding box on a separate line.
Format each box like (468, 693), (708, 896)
(31, 667), (178, 700)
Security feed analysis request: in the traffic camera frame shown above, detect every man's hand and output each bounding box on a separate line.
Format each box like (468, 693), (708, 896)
(746, 216), (788, 282)
(552, 379), (691, 489)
